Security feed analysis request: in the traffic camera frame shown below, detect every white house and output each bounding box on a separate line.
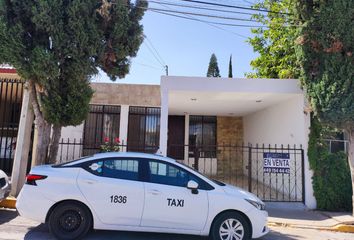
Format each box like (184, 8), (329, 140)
(58, 76), (316, 209)
(5, 72), (316, 208)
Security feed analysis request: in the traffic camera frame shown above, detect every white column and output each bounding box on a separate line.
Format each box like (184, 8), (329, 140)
(11, 86), (34, 197)
(303, 111), (317, 209)
(184, 114), (189, 161)
(119, 105), (129, 151)
(159, 89), (169, 156)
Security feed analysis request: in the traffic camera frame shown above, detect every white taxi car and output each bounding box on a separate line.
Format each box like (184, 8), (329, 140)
(17, 152), (268, 240)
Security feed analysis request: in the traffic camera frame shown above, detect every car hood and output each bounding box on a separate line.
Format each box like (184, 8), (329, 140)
(222, 183), (263, 203)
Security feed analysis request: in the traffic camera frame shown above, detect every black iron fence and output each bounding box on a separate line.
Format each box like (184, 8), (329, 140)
(57, 138), (159, 163)
(58, 139), (304, 202)
(168, 143), (304, 203)
(0, 79), (25, 175)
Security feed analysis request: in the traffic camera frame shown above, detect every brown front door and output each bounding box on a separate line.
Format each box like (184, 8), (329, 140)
(167, 116), (185, 160)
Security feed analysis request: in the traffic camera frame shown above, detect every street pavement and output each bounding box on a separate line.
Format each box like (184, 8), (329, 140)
(1, 208), (354, 240)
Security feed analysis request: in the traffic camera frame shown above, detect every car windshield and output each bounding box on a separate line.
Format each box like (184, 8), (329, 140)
(178, 161), (226, 186)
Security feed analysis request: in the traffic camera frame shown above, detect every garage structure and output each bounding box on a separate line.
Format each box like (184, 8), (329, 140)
(159, 76), (314, 208)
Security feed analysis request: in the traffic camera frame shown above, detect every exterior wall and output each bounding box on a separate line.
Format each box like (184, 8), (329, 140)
(90, 83), (161, 106)
(61, 124), (84, 141)
(57, 124), (84, 162)
(60, 83), (161, 141)
(243, 95), (316, 208)
(216, 117), (244, 177)
(244, 96), (305, 146)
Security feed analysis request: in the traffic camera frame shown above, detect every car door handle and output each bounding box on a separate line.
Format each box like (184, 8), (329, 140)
(83, 179), (97, 185)
(147, 189), (162, 196)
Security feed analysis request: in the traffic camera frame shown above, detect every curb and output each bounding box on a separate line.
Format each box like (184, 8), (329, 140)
(268, 221), (354, 233)
(0, 197), (16, 209)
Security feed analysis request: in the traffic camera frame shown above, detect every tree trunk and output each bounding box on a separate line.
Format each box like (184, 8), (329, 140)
(348, 130), (354, 216)
(48, 124), (62, 164)
(35, 119), (51, 165)
(28, 80), (51, 165)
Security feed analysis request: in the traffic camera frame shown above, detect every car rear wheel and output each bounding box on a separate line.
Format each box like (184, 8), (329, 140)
(48, 202), (92, 240)
(210, 212), (251, 240)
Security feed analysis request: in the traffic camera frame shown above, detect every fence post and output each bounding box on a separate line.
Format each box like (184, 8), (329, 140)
(248, 144), (252, 192)
(301, 145), (305, 204)
(194, 147), (199, 171)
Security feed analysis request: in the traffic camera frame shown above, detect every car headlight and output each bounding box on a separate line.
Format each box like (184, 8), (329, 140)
(245, 199), (266, 210)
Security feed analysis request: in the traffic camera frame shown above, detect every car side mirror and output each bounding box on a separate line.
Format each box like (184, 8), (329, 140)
(187, 180), (199, 194)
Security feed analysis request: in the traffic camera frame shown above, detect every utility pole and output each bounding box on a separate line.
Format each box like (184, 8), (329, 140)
(165, 65), (169, 76)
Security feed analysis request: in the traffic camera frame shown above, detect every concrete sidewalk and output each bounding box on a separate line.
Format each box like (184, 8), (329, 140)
(266, 202), (354, 233)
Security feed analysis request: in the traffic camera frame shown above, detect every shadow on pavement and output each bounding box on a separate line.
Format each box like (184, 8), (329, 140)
(85, 231), (207, 240)
(259, 228), (305, 240)
(0, 208), (19, 225)
(22, 225), (301, 240)
(24, 224), (55, 240)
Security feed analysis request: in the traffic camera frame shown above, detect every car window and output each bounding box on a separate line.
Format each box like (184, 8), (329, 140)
(148, 160), (210, 189)
(87, 159), (139, 181)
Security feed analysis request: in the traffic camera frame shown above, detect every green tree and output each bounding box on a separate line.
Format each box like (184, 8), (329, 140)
(247, 0), (300, 79)
(295, 0), (354, 213)
(0, 0), (147, 164)
(228, 55), (233, 78)
(207, 53), (221, 77)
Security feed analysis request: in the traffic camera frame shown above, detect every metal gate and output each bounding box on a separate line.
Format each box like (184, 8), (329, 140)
(168, 143), (305, 203)
(0, 78), (25, 175)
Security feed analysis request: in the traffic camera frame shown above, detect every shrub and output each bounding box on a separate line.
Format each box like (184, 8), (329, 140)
(308, 117), (352, 211)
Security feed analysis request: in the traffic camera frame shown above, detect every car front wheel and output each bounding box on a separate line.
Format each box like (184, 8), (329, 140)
(210, 212), (251, 240)
(48, 201), (92, 240)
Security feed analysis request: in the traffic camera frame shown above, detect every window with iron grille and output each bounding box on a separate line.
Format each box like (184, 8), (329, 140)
(189, 116), (217, 158)
(83, 105), (120, 154)
(127, 106), (160, 153)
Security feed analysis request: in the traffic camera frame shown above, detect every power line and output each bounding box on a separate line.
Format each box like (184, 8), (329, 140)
(175, 0), (291, 15)
(143, 35), (169, 75)
(143, 41), (164, 67)
(143, 35), (166, 66)
(134, 61), (164, 71)
(147, 0), (260, 17)
(150, 10), (265, 31)
(146, 6), (262, 23)
(144, 4), (299, 28)
(146, 2), (250, 39)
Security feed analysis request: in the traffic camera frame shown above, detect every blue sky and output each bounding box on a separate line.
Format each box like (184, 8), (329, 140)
(93, 0), (259, 85)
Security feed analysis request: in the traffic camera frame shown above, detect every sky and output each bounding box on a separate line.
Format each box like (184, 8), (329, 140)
(92, 0), (260, 85)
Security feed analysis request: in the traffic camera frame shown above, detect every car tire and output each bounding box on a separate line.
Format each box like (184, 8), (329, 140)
(210, 212), (251, 240)
(48, 201), (92, 240)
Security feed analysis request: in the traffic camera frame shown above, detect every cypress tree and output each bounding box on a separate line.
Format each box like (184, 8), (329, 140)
(0, 0), (147, 164)
(228, 55), (233, 78)
(207, 53), (221, 77)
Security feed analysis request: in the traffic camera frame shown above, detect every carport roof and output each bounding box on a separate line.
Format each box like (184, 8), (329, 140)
(161, 76), (304, 116)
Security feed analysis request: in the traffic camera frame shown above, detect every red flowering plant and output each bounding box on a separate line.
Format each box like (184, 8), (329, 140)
(100, 137), (121, 152)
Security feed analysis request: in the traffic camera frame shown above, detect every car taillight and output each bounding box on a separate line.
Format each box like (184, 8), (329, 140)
(26, 174), (47, 186)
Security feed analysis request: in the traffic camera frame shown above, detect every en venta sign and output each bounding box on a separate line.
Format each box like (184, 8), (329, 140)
(263, 152), (290, 174)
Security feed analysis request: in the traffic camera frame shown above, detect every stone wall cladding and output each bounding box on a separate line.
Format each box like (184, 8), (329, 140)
(90, 83), (161, 106)
(216, 117), (244, 177)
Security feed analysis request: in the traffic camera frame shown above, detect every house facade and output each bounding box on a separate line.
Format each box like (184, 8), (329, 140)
(58, 76), (316, 209)
(1, 67), (322, 209)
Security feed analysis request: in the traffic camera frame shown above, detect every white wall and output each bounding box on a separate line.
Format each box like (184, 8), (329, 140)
(244, 96), (305, 146)
(243, 96), (316, 208)
(61, 124), (84, 141)
(57, 124), (84, 163)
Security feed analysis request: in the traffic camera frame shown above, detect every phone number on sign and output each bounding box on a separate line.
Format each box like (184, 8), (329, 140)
(264, 168), (290, 174)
